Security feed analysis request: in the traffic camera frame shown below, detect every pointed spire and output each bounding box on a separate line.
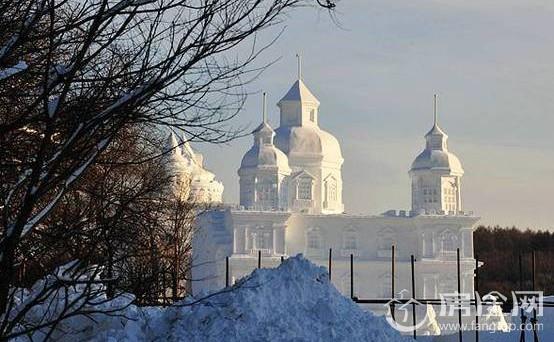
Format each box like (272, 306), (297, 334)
(433, 94), (438, 127)
(179, 132), (197, 163)
(425, 93), (445, 137)
(165, 132), (181, 155)
(278, 56), (319, 106)
(425, 94), (448, 150)
(296, 53), (302, 80)
(262, 92), (267, 123)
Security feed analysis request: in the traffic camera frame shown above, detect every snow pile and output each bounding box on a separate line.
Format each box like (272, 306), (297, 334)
(8, 262), (142, 342)
(150, 254), (411, 341)
(11, 255), (411, 342)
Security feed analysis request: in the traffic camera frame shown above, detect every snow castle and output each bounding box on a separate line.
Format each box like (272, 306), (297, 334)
(180, 65), (480, 311)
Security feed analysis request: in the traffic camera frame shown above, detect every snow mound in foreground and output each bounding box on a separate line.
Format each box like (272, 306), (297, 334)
(150, 254), (410, 341)
(14, 255), (411, 342)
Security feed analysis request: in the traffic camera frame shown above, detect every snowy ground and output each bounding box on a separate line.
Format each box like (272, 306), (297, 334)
(12, 255), (412, 341)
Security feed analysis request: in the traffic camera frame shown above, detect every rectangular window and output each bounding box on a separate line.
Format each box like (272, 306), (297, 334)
(297, 179), (312, 200)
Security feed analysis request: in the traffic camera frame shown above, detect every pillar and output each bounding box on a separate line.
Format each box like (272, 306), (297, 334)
(233, 225), (246, 254)
(272, 223), (286, 255)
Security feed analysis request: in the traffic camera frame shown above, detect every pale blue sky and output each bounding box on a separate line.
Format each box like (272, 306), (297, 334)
(197, 0), (554, 230)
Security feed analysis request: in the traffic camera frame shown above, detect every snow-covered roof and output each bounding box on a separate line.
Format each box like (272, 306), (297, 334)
(240, 121), (291, 171)
(277, 79), (320, 106)
(240, 144), (291, 171)
(410, 149), (464, 175)
(425, 123), (447, 137)
(289, 169), (315, 180)
(410, 123), (464, 176)
(163, 132), (224, 203)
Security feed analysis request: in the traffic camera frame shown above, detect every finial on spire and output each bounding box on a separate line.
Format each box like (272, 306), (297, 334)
(262, 92), (267, 123)
(433, 94), (438, 126)
(296, 53), (302, 80)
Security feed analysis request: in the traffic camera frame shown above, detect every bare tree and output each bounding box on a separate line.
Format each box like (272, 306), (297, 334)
(0, 0), (337, 338)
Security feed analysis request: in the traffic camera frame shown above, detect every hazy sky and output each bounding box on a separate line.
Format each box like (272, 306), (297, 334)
(196, 0), (554, 230)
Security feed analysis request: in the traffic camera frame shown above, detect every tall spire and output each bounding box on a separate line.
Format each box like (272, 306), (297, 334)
(425, 93), (448, 150)
(278, 54), (319, 106)
(433, 94), (438, 127)
(262, 92), (267, 123)
(296, 53), (302, 80)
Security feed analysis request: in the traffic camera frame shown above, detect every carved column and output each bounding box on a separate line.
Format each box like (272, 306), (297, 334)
(244, 226), (250, 253)
(233, 225), (246, 254)
(422, 231), (434, 258)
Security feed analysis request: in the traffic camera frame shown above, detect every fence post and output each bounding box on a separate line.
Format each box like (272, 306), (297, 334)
(457, 248), (462, 342)
(518, 253), (526, 342)
(532, 251), (538, 342)
(391, 244), (396, 321)
(519, 253), (523, 290)
(328, 248), (332, 281)
(225, 256), (229, 287)
(474, 255), (479, 342)
(350, 253), (354, 299)
(411, 254), (417, 340)
(258, 250), (261, 269)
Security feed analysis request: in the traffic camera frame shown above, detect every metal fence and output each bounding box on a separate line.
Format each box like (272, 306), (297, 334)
(226, 246), (554, 342)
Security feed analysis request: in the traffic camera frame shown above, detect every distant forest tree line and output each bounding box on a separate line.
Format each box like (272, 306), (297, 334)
(474, 225), (554, 296)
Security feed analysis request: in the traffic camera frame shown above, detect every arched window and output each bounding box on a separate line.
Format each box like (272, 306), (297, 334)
(323, 176), (338, 208)
(297, 177), (312, 200)
(255, 178), (277, 209)
(440, 230), (458, 255)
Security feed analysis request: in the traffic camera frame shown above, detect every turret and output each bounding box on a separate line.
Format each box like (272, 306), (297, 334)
(273, 55), (344, 214)
(238, 93), (291, 210)
(410, 95), (464, 214)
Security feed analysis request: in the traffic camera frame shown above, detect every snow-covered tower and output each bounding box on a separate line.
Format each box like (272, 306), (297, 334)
(409, 96), (464, 214)
(163, 132), (224, 204)
(239, 93), (291, 210)
(274, 56), (344, 214)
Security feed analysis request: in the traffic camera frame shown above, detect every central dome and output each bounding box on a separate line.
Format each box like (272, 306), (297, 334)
(274, 125), (343, 162)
